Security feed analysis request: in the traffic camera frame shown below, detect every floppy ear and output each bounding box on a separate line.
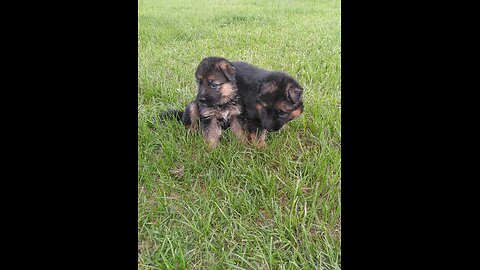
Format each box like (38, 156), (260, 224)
(287, 84), (303, 104)
(260, 81), (277, 96)
(218, 60), (236, 82)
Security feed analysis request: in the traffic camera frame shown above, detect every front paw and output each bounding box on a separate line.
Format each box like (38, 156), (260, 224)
(207, 140), (218, 150)
(255, 141), (266, 149)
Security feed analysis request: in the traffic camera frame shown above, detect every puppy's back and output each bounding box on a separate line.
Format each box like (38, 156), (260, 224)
(233, 61), (270, 110)
(232, 62), (270, 89)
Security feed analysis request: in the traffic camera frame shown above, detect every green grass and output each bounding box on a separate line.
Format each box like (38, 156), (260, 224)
(138, 0), (341, 269)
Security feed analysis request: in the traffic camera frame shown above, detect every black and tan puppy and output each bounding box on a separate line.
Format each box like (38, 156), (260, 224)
(233, 61), (304, 148)
(161, 57), (245, 149)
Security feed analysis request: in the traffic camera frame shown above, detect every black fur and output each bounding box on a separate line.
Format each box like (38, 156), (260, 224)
(233, 61), (304, 135)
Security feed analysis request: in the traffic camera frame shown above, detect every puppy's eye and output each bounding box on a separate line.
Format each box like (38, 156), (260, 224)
(278, 111), (288, 118)
(210, 82), (220, 88)
(196, 78), (202, 83)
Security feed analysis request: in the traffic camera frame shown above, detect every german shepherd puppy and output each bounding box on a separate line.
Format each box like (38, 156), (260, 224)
(160, 57), (245, 149)
(233, 61), (304, 148)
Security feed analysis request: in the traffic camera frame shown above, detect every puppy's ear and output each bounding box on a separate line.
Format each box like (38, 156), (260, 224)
(218, 60), (236, 82)
(286, 84), (303, 104)
(260, 81), (277, 96)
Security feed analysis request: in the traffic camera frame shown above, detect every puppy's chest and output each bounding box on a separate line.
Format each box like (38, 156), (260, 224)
(200, 103), (242, 123)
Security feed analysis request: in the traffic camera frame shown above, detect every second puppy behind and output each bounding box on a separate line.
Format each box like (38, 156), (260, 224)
(234, 61), (304, 148)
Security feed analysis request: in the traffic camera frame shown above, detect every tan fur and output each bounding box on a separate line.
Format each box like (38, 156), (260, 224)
(187, 102), (200, 131)
(197, 98), (243, 149)
(230, 117), (247, 145)
(228, 103), (242, 116)
(290, 107), (303, 120)
(199, 106), (216, 119)
(203, 118), (222, 149)
(218, 61), (228, 70)
(200, 102), (241, 120)
(249, 132), (257, 142)
(256, 129), (267, 149)
(246, 129), (266, 149)
(219, 83), (234, 104)
(218, 60), (236, 76)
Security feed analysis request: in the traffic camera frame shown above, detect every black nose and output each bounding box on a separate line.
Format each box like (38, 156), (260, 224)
(198, 96), (207, 102)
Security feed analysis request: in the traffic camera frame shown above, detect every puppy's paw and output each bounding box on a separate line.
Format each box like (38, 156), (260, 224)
(255, 141), (266, 149)
(206, 140), (219, 151)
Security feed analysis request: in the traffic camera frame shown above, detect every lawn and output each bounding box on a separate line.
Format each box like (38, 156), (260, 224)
(138, 0), (341, 269)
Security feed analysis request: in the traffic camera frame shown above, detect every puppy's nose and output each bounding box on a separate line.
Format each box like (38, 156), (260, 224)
(198, 96), (207, 102)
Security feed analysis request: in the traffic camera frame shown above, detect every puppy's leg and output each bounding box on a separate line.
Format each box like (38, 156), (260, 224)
(246, 118), (260, 143)
(256, 129), (267, 149)
(182, 101), (200, 132)
(245, 119), (267, 148)
(248, 131), (257, 142)
(230, 116), (247, 145)
(202, 118), (222, 149)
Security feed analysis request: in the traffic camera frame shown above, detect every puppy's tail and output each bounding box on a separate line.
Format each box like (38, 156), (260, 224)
(159, 110), (184, 122)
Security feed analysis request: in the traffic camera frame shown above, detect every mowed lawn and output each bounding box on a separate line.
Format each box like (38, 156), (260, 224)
(138, 0), (341, 269)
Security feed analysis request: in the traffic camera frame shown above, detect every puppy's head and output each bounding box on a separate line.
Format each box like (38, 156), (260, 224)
(256, 73), (304, 132)
(195, 57), (237, 106)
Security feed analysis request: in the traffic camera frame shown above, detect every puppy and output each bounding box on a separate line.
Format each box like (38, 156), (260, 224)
(233, 61), (304, 148)
(161, 57), (246, 149)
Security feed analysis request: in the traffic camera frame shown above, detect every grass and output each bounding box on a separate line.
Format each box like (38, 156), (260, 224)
(138, 0), (341, 269)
